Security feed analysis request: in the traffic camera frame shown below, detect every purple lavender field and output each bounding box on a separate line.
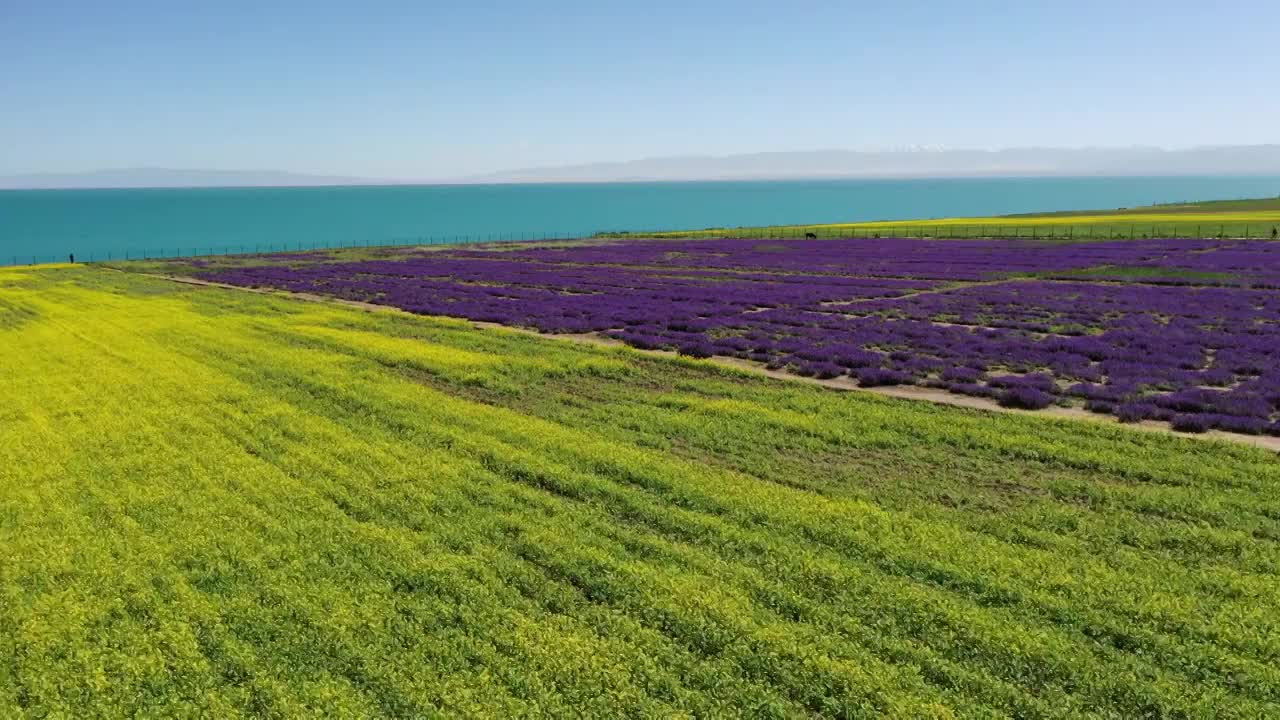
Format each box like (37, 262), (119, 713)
(202, 237), (1280, 436)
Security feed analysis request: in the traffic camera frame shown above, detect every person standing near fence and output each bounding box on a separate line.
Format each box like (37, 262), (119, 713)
(69, 253), (75, 263)
(1272, 227), (1278, 240)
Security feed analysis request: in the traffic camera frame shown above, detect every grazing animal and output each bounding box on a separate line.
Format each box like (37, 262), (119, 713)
(804, 232), (817, 239)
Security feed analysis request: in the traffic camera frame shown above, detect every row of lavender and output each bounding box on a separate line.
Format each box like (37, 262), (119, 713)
(203, 237), (1280, 435)
(450, 237), (1280, 286)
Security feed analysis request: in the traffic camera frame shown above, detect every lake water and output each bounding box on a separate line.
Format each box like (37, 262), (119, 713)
(3, 175), (1280, 264)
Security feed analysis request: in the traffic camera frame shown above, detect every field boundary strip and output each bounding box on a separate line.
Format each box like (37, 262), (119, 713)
(125, 268), (1280, 453)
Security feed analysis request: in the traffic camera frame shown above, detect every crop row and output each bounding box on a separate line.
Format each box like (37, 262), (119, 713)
(462, 236), (1280, 286)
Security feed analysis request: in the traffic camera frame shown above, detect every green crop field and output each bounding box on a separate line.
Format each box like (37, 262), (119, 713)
(4, 265), (1280, 717)
(605, 197), (1280, 241)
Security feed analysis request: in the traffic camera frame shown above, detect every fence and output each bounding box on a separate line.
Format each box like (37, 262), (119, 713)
(2, 230), (596, 267)
(6, 222), (1280, 267)
(606, 222), (1280, 242)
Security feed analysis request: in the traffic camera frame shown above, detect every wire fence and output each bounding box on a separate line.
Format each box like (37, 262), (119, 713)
(5, 222), (1280, 267)
(2, 230), (594, 267)
(607, 222), (1280, 242)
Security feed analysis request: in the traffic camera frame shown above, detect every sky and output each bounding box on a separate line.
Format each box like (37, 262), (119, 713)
(3, 0), (1279, 179)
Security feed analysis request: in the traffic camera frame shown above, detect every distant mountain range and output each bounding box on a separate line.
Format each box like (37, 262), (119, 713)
(470, 146), (1280, 183)
(4, 146), (1280, 189)
(0, 168), (382, 190)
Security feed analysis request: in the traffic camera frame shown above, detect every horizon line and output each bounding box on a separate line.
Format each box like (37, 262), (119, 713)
(6, 170), (1280, 193)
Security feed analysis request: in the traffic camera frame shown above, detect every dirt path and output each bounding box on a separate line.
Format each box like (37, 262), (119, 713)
(139, 270), (1280, 453)
(153, 272), (396, 313)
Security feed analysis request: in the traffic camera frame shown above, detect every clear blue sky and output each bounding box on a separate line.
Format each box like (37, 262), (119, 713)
(3, 0), (1278, 179)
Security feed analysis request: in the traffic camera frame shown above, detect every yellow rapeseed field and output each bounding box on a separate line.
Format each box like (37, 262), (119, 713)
(3, 266), (1279, 717)
(621, 198), (1280, 240)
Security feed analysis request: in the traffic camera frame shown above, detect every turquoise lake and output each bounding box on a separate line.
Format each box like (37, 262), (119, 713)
(3, 176), (1280, 264)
